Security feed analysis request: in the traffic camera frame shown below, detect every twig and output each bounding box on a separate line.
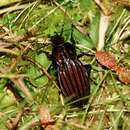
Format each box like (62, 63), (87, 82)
(22, 55), (60, 91)
(22, 55), (52, 80)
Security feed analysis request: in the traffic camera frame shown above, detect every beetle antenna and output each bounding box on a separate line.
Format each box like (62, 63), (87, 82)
(60, 10), (66, 36)
(60, 22), (64, 36)
(70, 24), (75, 44)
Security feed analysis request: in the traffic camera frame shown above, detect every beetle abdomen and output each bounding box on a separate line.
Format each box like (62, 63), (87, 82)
(57, 58), (90, 104)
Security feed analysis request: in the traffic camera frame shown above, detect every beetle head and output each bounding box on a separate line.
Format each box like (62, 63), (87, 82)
(51, 33), (64, 46)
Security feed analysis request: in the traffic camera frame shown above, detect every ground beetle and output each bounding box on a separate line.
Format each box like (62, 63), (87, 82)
(50, 27), (91, 106)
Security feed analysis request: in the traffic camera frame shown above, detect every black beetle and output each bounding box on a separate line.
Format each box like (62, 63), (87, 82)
(51, 28), (91, 106)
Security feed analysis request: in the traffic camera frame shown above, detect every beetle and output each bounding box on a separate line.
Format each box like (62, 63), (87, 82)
(50, 27), (91, 106)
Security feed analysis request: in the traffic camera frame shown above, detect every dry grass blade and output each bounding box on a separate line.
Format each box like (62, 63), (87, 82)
(0, 0), (21, 7)
(6, 111), (23, 130)
(94, 0), (112, 15)
(0, 73), (26, 78)
(113, 0), (130, 7)
(0, 41), (13, 48)
(53, 0), (87, 35)
(12, 77), (33, 101)
(97, 12), (109, 50)
(65, 121), (88, 130)
(0, 3), (30, 15)
(0, 47), (19, 56)
(30, 0), (70, 30)
(18, 118), (39, 130)
(19, 1), (39, 29)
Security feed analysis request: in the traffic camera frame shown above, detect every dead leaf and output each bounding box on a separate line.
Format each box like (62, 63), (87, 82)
(96, 51), (130, 84)
(39, 105), (55, 130)
(116, 67), (130, 84)
(96, 51), (117, 71)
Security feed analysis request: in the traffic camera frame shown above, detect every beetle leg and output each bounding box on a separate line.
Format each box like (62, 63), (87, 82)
(77, 52), (92, 75)
(47, 64), (53, 72)
(42, 51), (52, 59)
(77, 52), (94, 59)
(84, 64), (91, 77)
(60, 23), (64, 36)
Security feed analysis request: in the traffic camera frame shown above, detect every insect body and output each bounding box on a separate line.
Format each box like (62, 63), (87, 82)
(51, 33), (90, 106)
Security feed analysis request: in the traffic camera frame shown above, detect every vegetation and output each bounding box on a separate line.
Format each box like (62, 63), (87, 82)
(0, 0), (130, 129)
